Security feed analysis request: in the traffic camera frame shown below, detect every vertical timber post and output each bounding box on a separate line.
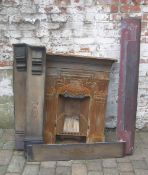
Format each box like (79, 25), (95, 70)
(117, 18), (141, 155)
(24, 45), (46, 149)
(13, 44), (27, 150)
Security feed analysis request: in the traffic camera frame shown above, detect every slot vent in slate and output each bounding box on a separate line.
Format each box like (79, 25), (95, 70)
(14, 45), (27, 71)
(32, 50), (43, 75)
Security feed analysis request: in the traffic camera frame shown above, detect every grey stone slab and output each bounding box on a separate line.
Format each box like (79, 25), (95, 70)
(22, 165), (39, 175)
(39, 167), (55, 175)
(116, 157), (130, 163)
(5, 174), (20, 175)
(87, 160), (102, 171)
(41, 161), (56, 168)
(7, 155), (25, 173)
(142, 149), (148, 159)
(134, 132), (143, 144)
(57, 161), (72, 167)
(72, 164), (87, 175)
(135, 169), (148, 175)
(118, 163), (133, 172)
(119, 172), (135, 175)
(103, 168), (119, 175)
(0, 129), (3, 138)
(26, 162), (40, 165)
(0, 166), (7, 175)
(56, 166), (71, 175)
(71, 160), (86, 164)
(103, 159), (117, 168)
(0, 150), (13, 165)
(131, 160), (148, 169)
(139, 132), (148, 143)
(88, 171), (103, 175)
(129, 147), (145, 160)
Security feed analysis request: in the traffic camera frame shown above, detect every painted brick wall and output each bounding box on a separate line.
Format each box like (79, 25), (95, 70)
(0, 0), (148, 129)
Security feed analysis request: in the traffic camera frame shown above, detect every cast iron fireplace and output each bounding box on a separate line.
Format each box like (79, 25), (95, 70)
(13, 18), (141, 161)
(44, 54), (114, 144)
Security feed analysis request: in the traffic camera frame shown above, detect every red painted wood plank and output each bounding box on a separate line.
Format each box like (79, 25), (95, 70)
(117, 18), (141, 155)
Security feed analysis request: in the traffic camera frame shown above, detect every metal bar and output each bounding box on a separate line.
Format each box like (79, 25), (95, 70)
(117, 18), (141, 155)
(26, 142), (125, 161)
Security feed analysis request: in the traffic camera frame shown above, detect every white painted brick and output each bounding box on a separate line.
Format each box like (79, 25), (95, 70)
(139, 64), (148, 76)
(141, 5), (148, 12)
(20, 38), (41, 45)
(95, 14), (110, 21)
(6, 7), (20, 15)
(33, 0), (54, 6)
(84, 0), (95, 6)
(9, 14), (22, 24)
(140, 43), (148, 52)
(51, 14), (68, 22)
(50, 45), (73, 53)
(20, 5), (37, 14)
(68, 13), (84, 22)
(51, 37), (72, 46)
(48, 23), (61, 30)
(50, 29), (72, 38)
(84, 13), (95, 23)
(22, 31), (35, 38)
(74, 37), (95, 45)
(96, 37), (117, 44)
(4, 31), (22, 38)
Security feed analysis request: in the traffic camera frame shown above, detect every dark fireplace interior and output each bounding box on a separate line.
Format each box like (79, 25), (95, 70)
(56, 94), (90, 143)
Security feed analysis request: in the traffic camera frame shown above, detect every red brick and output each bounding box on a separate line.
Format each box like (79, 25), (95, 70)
(143, 14), (148, 20)
(111, 5), (118, 12)
(120, 5), (130, 12)
(120, 0), (129, 3)
(74, 0), (80, 3)
(130, 5), (141, 12)
(96, 0), (119, 4)
(0, 61), (13, 67)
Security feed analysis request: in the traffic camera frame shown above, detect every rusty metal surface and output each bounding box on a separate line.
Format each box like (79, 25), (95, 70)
(26, 142), (125, 161)
(47, 52), (117, 63)
(117, 18), (141, 155)
(44, 55), (115, 144)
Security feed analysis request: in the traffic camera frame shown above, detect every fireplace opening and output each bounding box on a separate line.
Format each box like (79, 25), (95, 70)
(56, 95), (90, 143)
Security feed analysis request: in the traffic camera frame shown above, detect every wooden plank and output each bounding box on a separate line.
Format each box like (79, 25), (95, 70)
(27, 142), (125, 161)
(117, 18), (141, 155)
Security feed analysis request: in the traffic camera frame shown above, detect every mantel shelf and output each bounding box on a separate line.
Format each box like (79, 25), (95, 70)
(47, 52), (117, 64)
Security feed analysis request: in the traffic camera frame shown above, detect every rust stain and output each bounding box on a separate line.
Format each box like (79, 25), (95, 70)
(58, 83), (90, 97)
(0, 61), (13, 67)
